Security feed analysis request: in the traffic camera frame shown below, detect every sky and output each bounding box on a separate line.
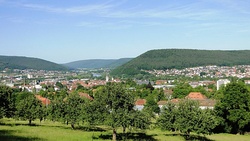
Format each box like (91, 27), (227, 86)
(1, 0), (250, 63)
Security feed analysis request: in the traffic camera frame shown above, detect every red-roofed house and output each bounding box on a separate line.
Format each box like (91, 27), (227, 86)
(185, 92), (207, 100)
(199, 99), (216, 109)
(35, 95), (50, 106)
(155, 80), (168, 85)
(135, 99), (146, 111)
(185, 92), (215, 109)
(157, 100), (168, 108)
(78, 92), (94, 100)
(171, 98), (180, 104)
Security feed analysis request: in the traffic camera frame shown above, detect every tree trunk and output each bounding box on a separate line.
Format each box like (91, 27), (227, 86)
(122, 126), (128, 141)
(123, 126), (126, 134)
(29, 119), (32, 125)
(71, 123), (75, 129)
(185, 131), (190, 140)
(112, 128), (117, 141)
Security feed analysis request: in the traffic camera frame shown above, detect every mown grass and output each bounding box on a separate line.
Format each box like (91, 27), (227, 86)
(1, 118), (250, 141)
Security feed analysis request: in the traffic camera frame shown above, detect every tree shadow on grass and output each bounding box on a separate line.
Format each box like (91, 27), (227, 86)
(184, 134), (214, 141)
(74, 126), (107, 132)
(0, 121), (108, 132)
(98, 132), (158, 141)
(0, 121), (40, 127)
(0, 130), (44, 141)
(164, 133), (215, 141)
(46, 124), (109, 132)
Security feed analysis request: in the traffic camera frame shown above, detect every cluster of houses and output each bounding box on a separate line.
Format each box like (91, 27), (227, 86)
(35, 90), (216, 111)
(2, 67), (247, 111)
(145, 65), (250, 79)
(35, 92), (94, 106)
(135, 92), (216, 111)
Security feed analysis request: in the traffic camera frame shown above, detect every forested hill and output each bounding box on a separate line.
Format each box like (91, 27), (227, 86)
(111, 49), (250, 76)
(0, 56), (68, 71)
(63, 58), (132, 69)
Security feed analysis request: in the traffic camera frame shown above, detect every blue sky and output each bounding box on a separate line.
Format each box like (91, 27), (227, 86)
(1, 0), (250, 63)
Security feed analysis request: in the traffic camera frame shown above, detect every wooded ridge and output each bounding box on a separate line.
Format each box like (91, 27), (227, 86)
(111, 49), (250, 76)
(0, 55), (68, 71)
(63, 58), (132, 69)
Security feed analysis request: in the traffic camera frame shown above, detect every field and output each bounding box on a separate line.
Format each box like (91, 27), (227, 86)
(1, 118), (250, 141)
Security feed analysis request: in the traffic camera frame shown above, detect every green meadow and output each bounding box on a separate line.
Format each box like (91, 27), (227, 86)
(1, 118), (250, 141)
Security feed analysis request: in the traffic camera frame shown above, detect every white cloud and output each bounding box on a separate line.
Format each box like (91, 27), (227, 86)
(5, 0), (250, 31)
(12, 1), (220, 21)
(17, 2), (116, 15)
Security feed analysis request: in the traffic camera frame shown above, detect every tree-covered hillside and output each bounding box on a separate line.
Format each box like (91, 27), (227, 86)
(63, 58), (132, 69)
(0, 56), (68, 71)
(111, 49), (250, 76)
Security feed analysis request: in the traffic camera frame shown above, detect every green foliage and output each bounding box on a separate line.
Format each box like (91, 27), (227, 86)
(215, 82), (250, 134)
(15, 91), (33, 103)
(83, 98), (108, 126)
(137, 88), (151, 99)
(0, 86), (15, 118)
(102, 83), (135, 128)
(174, 100), (200, 136)
(123, 79), (137, 87)
(15, 94), (43, 124)
(55, 82), (64, 89)
(157, 100), (218, 137)
(47, 92), (86, 129)
(47, 96), (66, 122)
(130, 110), (151, 130)
(172, 83), (192, 98)
(195, 109), (218, 135)
(0, 55), (67, 71)
(92, 83), (149, 140)
(152, 89), (165, 101)
(76, 84), (85, 91)
(144, 95), (160, 115)
(157, 102), (177, 131)
(64, 93), (85, 129)
(111, 49), (250, 77)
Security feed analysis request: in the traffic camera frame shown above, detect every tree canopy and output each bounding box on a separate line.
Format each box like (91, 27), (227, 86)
(92, 83), (150, 141)
(157, 100), (218, 138)
(215, 82), (250, 134)
(15, 94), (43, 125)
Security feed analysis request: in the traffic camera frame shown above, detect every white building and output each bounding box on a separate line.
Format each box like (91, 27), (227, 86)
(27, 74), (33, 79)
(217, 79), (230, 90)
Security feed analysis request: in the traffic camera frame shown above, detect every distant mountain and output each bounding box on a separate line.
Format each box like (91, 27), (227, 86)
(0, 55), (68, 71)
(111, 49), (250, 76)
(63, 58), (132, 69)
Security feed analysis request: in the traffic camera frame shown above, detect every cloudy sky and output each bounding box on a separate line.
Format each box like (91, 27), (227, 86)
(1, 0), (250, 63)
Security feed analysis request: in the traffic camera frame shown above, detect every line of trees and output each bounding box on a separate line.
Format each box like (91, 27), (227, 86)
(1, 81), (250, 141)
(0, 83), (151, 141)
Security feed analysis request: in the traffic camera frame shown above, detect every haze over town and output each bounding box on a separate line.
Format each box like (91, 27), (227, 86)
(1, 0), (250, 63)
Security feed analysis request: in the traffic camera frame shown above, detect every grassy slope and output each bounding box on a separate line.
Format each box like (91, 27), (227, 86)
(1, 118), (250, 141)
